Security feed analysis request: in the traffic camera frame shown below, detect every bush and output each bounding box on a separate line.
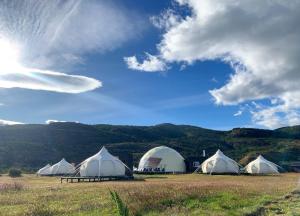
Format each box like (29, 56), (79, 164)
(8, 168), (22, 177)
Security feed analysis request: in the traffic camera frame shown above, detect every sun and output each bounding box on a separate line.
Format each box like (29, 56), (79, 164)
(0, 38), (23, 73)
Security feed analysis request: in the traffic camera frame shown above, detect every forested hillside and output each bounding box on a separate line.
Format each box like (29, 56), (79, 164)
(0, 122), (299, 171)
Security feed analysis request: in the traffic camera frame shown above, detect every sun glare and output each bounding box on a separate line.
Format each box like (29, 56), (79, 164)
(0, 38), (23, 73)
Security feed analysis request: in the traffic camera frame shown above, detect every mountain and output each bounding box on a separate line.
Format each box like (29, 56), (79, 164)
(0, 122), (299, 171)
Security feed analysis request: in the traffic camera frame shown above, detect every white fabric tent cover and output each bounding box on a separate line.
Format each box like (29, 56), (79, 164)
(50, 158), (75, 175)
(201, 150), (239, 174)
(37, 164), (52, 176)
(138, 146), (186, 173)
(245, 155), (279, 174)
(79, 147), (126, 177)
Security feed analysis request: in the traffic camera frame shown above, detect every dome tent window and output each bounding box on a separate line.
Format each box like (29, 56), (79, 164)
(193, 161), (200, 168)
(138, 146), (186, 173)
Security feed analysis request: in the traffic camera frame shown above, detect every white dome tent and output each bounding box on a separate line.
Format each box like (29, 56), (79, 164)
(199, 149), (240, 174)
(37, 164), (52, 176)
(138, 146), (186, 173)
(50, 158), (75, 175)
(79, 146), (129, 177)
(245, 155), (279, 174)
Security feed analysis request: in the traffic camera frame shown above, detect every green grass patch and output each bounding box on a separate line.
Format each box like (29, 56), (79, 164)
(0, 174), (298, 216)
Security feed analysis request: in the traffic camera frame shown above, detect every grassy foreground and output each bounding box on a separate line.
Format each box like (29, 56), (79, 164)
(0, 173), (299, 216)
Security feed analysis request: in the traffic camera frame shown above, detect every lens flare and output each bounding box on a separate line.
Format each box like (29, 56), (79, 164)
(0, 38), (23, 73)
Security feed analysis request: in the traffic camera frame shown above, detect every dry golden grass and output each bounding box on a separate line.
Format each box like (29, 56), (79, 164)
(0, 173), (299, 216)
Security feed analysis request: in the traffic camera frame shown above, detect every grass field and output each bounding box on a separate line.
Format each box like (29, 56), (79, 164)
(0, 173), (299, 216)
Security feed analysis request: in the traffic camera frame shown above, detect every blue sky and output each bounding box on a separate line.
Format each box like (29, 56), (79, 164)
(0, 0), (299, 129)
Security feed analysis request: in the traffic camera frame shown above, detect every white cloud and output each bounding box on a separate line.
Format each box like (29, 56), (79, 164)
(124, 53), (168, 72)
(46, 120), (65, 124)
(0, 0), (140, 93)
(129, 0), (300, 128)
(0, 37), (101, 93)
(234, 110), (243, 117)
(0, 0), (139, 68)
(0, 119), (24, 126)
(46, 119), (79, 124)
(150, 9), (181, 30)
(0, 67), (101, 93)
(211, 77), (218, 83)
(250, 95), (300, 129)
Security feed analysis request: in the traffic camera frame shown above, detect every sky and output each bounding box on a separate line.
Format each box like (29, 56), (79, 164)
(0, 0), (300, 130)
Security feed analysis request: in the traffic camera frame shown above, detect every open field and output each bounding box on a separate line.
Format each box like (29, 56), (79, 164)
(0, 174), (299, 216)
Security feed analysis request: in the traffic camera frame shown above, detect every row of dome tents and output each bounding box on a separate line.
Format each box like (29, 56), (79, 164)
(136, 146), (280, 174)
(196, 149), (280, 174)
(37, 146), (280, 177)
(37, 158), (75, 176)
(37, 147), (130, 177)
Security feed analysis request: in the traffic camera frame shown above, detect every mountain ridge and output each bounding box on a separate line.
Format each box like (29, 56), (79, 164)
(0, 122), (299, 171)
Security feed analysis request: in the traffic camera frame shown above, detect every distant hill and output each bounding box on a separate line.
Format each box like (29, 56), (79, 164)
(0, 122), (299, 171)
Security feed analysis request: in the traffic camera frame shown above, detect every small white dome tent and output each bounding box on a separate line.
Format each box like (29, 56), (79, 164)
(37, 164), (52, 176)
(200, 149), (239, 174)
(138, 146), (186, 173)
(50, 158), (75, 175)
(245, 155), (279, 174)
(79, 146), (129, 177)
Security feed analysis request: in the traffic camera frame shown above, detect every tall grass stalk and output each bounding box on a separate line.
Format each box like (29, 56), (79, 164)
(109, 189), (130, 216)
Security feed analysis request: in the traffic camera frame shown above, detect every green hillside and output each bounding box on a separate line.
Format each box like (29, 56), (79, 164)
(0, 122), (299, 171)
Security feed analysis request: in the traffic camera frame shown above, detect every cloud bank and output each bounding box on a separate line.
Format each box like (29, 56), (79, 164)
(45, 120), (79, 124)
(0, 0), (139, 93)
(126, 0), (300, 128)
(0, 119), (24, 126)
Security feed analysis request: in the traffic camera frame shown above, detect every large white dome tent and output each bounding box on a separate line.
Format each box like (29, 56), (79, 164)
(37, 164), (52, 176)
(79, 146), (130, 177)
(199, 149), (240, 174)
(245, 155), (280, 174)
(50, 158), (75, 175)
(138, 146), (186, 173)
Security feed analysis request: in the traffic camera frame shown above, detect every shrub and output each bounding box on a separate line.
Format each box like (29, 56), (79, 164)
(8, 168), (22, 177)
